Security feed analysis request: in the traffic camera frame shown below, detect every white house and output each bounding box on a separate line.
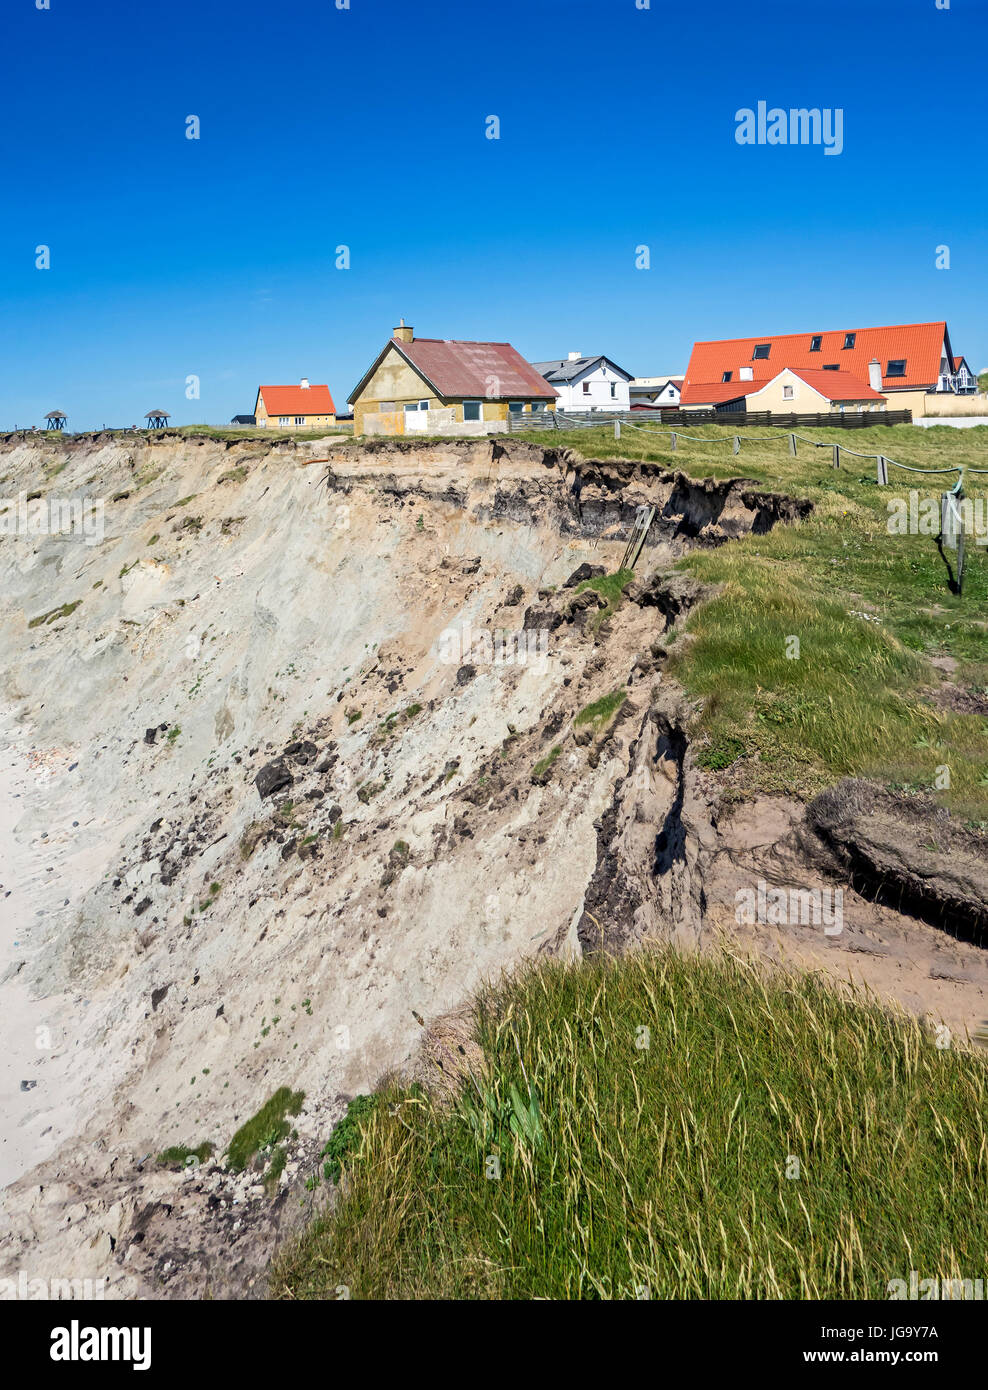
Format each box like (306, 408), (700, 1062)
(530, 353), (633, 412)
(630, 376), (684, 409)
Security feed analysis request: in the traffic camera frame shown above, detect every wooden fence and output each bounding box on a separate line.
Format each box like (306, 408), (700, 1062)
(509, 408), (912, 433)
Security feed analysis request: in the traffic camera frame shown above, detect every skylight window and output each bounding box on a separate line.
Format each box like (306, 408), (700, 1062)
(886, 359), (907, 378)
(722, 371), (733, 382)
(843, 333), (856, 349)
(809, 335), (822, 351)
(752, 344), (771, 360)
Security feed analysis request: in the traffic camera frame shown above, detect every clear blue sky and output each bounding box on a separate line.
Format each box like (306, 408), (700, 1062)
(1, 0), (984, 429)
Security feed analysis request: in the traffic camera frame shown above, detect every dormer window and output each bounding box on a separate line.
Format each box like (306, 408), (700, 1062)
(809, 335), (822, 351)
(843, 333), (856, 349)
(886, 360), (906, 378)
(722, 371), (733, 382)
(752, 344), (771, 360)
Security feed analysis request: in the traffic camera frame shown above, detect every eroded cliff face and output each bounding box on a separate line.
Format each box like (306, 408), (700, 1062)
(1, 432), (984, 1299)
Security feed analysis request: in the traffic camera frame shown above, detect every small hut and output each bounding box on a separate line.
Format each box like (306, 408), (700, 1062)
(45, 410), (67, 432)
(144, 410), (170, 430)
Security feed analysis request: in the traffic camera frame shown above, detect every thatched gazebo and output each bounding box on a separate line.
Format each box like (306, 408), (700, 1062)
(144, 410), (170, 430)
(45, 410), (67, 431)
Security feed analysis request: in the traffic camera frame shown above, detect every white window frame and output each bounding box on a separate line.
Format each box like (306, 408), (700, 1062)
(278, 416), (291, 426)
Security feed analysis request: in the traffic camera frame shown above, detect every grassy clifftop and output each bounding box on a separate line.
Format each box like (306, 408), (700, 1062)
(274, 946), (988, 1300)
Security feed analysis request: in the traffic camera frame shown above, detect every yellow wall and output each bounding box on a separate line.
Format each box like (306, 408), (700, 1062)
(748, 371), (886, 415)
(351, 344), (555, 433)
(255, 391), (335, 429)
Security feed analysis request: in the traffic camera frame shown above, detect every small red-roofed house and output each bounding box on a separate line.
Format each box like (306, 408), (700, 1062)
(348, 322), (558, 434)
(254, 379), (336, 430)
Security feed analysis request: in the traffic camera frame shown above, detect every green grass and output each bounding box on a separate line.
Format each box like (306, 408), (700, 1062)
(272, 945), (988, 1300)
(575, 688), (626, 731)
(320, 1094), (382, 1184)
(27, 600), (81, 629)
(531, 745), (562, 781)
(227, 1086), (305, 1173)
(156, 1142), (214, 1169)
(517, 423), (988, 819)
(574, 566), (635, 631)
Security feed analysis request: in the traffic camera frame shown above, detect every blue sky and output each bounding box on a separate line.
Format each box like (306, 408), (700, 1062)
(1, 0), (984, 428)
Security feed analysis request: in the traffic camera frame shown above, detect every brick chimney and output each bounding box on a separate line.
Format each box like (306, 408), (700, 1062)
(868, 358), (882, 391)
(393, 319), (414, 344)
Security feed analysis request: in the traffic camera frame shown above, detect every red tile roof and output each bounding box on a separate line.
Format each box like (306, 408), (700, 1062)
(258, 384), (336, 416)
(385, 338), (558, 401)
(776, 367), (884, 401)
(681, 321), (948, 405)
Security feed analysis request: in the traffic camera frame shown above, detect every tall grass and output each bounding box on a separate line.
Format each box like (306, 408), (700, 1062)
(273, 947), (988, 1300)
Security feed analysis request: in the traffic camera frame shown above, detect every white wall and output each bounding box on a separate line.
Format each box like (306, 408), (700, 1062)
(556, 362), (630, 413)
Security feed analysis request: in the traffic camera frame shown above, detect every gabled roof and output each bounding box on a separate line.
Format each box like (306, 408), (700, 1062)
(953, 354), (970, 370)
(349, 337), (557, 404)
(531, 354), (634, 384)
(257, 384), (335, 415)
(681, 321), (949, 405)
(772, 367), (884, 402)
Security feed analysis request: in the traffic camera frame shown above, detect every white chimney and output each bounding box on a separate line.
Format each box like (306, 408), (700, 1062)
(568, 351), (581, 361)
(868, 358), (882, 391)
(739, 366), (753, 381)
(299, 377), (309, 389)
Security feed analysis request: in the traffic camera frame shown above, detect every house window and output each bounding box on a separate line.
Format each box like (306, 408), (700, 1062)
(843, 333), (856, 349)
(582, 381), (591, 395)
(783, 384), (794, 400)
(508, 402), (524, 414)
(752, 344), (771, 360)
(809, 335), (822, 351)
(531, 401), (544, 412)
(722, 371), (733, 382)
(462, 400), (482, 421)
(610, 382), (617, 398)
(667, 388), (675, 397)
(822, 364), (839, 371)
(278, 416), (291, 425)
(294, 416), (305, 425)
(885, 360), (906, 378)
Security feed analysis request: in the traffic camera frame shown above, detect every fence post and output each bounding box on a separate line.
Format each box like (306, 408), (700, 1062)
(832, 444), (840, 469)
(733, 436), (741, 455)
(670, 432), (677, 450)
(614, 420), (621, 440)
(876, 456), (888, 486)
(789, 433), (797, 457)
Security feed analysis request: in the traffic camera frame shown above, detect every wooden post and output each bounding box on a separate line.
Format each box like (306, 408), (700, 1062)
(832, 444), (840, 469)
(876, 456), (888, 486)
(789, 433), (797, 457)
(614, 419), (621, 440)
(670, 432), (677, 450)
(733, 436), (741, 455)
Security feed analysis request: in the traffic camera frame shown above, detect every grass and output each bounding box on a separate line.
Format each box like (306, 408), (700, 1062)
(227, 1086), (305, 1173)
(27, 600), (81, 629)
(272, 945), (988, 1300)
(320, 1095), (382, 1183)
(574, 566), (635, 631)
(575, 688), (626, 732)
(517, 423), (988, 820)
(156, 1142), (214, 1169)
(531, 745), (562, 781)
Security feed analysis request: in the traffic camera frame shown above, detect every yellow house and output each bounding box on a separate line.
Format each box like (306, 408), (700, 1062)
(348, 322), (557, 434)
(254, 379), (336, 430)
(743, 367), (888, 414)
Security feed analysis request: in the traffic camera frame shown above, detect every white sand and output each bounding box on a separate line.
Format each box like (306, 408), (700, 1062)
(0, 712), (88, 1189)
